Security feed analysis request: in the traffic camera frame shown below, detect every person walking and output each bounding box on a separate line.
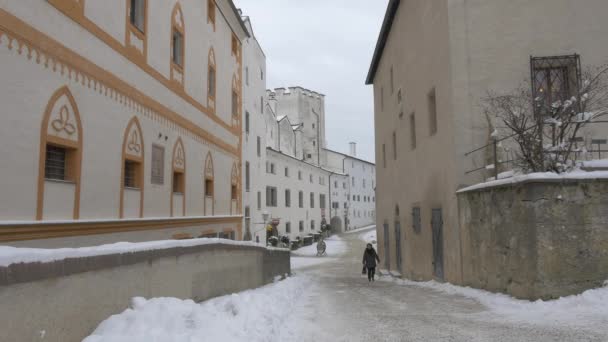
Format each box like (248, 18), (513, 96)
(362, 243), (380, 282)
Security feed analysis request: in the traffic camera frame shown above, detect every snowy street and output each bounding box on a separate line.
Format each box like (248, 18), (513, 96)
(85, 227), (608, 342)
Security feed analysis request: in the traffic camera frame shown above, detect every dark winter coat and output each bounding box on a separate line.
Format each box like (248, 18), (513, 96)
(362, 248), (380, 268)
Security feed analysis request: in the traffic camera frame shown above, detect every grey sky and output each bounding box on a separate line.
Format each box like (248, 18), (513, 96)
(234, 0), (388, 163)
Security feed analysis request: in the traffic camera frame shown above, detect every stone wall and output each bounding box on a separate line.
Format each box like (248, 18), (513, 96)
(458, 178), (608, 300)
(0, 243), (290, 342)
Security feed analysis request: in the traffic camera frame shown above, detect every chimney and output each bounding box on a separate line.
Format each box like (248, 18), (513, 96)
(349, 142), (357, 157)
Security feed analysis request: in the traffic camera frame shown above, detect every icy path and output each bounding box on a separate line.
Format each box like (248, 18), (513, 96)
(84, 228), (608, 341)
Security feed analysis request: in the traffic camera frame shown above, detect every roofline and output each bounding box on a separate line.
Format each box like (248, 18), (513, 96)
(266, 147), (338, 173)
(323, 148), (376, 166)
(227, 1), (250, 38)
(365, 0), (400, 85)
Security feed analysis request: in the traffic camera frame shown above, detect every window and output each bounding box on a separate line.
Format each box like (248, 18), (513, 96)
(173, 171), (184, 193)
(205, 179), (213, 197)
(390, 66), (394, 93)
(232, 90), (238, 117)
(352, 177), (355, 187)
(412, 206), (421, 234)
(257, 191), (261, 210)
(298, 171), (302, 180)
(245, 66), (249, 86)
(309, 174), (313, 183)
(256, 136), (261, 157)
(312, 123), (315, 129)
(124, 160), (141, 188)
(260, 96), (264, 113)
(245, 112), (250, 134)
(311, 220), (315, 230)
(344, 202), (347, 209)
(261, 69), (264, 80)
(410, 112), (417, 149)
(151, 144), (164, 185)
(392, 131), (397, 160)
(299, 221), (304, 232)
(428, 87), (437, 135)
(298, 191), (304, 208)
(285, 167), (289, 177)
(285, 189), (291, 207)
(531, 55), (579, 111)
(286, 222), (291, 234)
(245, 162), (250, 192)
(310, 192), (314, 208)
(334, 181), (338, 188)
(382, 144), (386, 168)
(129, 0), (146, 33)
(363, 179), (366, 188)
(44, 145), (72, 181)
(397, 88), (402, 105)
(231, 184), (237, 200)
(245, 206), (251, 234)
(320, 194), (326, 209)
(343, 182), (346, 189)
(207, 0), (216, 26)
(270, 163), (275, 174)
(266, 186), (277, 207)
(172, 31), (183, 68)
(208, 64), (216, 98)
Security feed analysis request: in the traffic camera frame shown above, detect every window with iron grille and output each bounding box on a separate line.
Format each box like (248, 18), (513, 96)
(45, 145), (67, 181)
(531, 55), (580, 113)
(124, 160), (140, 188)
(129, 0), (145, 33)
(151, 144), (164, 185)
(412, 206), (421, 234)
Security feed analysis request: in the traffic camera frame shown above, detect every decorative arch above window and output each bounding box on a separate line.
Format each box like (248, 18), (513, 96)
(207, 47), (216, 112)
(37, 86), (83, 220)
(231, 73), (240, 125)
(207, 0), (216, 31)
(170, 3), (185, 87)
(120, 116), (145, 218)
(204, 151), (214, 216)
(125, 0), (147, 63)
(171, 137), (186, 217)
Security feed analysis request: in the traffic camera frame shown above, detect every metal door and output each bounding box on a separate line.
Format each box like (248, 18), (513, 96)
(383, 222), (390, 270)
(394, 221), (402, 273)
(431, 208), (444, 280)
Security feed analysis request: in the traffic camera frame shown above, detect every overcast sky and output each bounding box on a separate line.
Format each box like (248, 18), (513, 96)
(234, 0), (388, 163)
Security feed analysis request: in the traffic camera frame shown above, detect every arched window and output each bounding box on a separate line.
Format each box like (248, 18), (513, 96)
(37, 86), (83, 220)
(171, 138), (186, 217)
(230, 162), (239, 215)
(120, 117), (145, 218)
(207, 47), (216, 111)
(170, 3), (185, 87)
(204, 151), (214, 215)
(125, 0), (147, 62)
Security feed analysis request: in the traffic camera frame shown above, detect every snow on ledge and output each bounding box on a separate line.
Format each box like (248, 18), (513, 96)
(0, 238), (273, 267)
(457, 170), (608, 193)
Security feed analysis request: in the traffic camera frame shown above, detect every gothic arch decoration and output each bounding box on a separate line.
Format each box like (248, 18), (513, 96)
(231, 73), (241, 126)
(230, 162), (239, 215)
(125, 0), (148, 63)
(119, 116), (145, 218)
(204, 151), (214, 216)
(207, 47), (216, 113)
(37, 86), (83, 220)
(170, 137), (186, 217)
(170, 2), (185, 87)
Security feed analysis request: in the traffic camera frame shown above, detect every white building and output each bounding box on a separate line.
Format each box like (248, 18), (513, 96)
(241, 81), (376, 242)
(0, 0), (247, 247)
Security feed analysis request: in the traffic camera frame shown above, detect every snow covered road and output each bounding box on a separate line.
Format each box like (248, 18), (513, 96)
(85, 227), (608, 341)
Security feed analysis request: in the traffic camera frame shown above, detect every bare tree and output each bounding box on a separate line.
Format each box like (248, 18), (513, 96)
(482, 64), (608, 174)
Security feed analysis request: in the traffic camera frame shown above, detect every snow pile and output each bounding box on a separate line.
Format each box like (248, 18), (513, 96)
(381, 277), (608, 329)
(83, 276), (313, 342)
(582, 159), (608, 169)
(0, 238), (264, 267)
(458, 170), (608, 193)
(358, 230), (377, 247)
(290, 236), (346, 270)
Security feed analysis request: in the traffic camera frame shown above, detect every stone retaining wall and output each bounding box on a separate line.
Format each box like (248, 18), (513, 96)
(0, 243), (290, 342)
(458, 178), (608, 300)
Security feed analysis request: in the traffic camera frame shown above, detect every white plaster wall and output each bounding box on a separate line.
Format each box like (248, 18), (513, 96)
(0, 1), (240, 225)
(123, 188), (140, 219)
(43, 181), (75, 220)
(85, 0), (126, 44)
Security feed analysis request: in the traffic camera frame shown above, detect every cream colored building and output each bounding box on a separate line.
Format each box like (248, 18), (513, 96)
(367, 0), (608, 282)
(0, 0), (248, 247)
